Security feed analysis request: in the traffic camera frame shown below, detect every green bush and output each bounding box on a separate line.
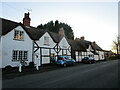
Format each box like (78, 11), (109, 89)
(29, 62), (34, 68)
(4, 65), (12, 71)
(109, 56), (118, 60)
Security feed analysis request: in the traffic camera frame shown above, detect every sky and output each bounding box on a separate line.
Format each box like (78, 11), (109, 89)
(0, 0), (119, 50)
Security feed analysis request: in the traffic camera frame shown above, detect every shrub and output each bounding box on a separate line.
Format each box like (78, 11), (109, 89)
(29, 62), (34, 68)
(110, 56), (118, 60)
(4, 65), (12, 71)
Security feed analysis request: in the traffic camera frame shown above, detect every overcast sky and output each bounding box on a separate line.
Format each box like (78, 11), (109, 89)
(0, 0), (119, 50)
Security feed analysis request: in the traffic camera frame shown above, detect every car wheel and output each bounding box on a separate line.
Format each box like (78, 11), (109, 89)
(63, 63), (66, 67)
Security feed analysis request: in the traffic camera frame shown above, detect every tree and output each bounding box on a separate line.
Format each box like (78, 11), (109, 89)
(112, 35), (120, 58)
(37, 24), (44, 29)
(37, 20), (74, 40)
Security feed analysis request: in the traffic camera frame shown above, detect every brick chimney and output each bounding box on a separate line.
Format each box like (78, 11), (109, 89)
(80, 36), (85, 40)
(92, 41), (96, 52)
(23, 12), (31, 26)
(58, 27), (65, 36)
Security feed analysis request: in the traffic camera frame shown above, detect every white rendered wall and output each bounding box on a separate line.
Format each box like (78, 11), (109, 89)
(0, 36), (2, 68)
(94, 55), (99, 61)
(58, 37), (71, 56)
(35, 32), (56, 64)
(98, 51), (105, 60)
(75, 51), (83, 62)
(2, 26), (33, 68)
(36, 32), (56, 48)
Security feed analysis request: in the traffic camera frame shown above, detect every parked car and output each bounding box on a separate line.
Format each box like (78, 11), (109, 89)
(82, 57), (95, 64)
(56, 56), (75, 67)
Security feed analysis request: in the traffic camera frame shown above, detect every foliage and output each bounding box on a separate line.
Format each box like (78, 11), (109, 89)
(29, 62), (34, 68)
(37, 20), (74, 40)
(111, 35), (120, 58)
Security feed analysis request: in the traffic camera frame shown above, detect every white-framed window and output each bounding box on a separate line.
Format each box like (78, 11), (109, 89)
(12, 51), (18, 60)
(102, 54), (104, 58)
(23, 51), (28, 60)
(78, 52), (82, 56)
(44, 36), (49, 45)
(14, 30), (24, 40)
(12, 50), (28, 61)
(63, 50), (67, 55)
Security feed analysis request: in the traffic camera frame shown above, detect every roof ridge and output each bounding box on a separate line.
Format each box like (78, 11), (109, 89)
(0, 17), (19, 24)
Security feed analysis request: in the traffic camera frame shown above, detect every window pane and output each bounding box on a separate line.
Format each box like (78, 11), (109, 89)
(63, 50), (67, 55)
(12, 51), (18, 60)
(23, 51), (28, 60)
(14, 30), (19, 39)
(20, 31), (24, 40)
(44, 36), (49, 45)
(12, 50), (28, 61)
(18, 51), (23, 60)
(14, 30), (24, 40)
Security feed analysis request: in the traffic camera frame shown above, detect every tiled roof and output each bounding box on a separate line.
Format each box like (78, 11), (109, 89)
(1, 18), (103, 51)
(49, 32), (64, 43)
(68, 39), (86, 51)
(25, 27), (65, 43)
(0, 18), (20, 35)
(75, 39), (103, 51)
(78, 39), (91, 49)
(0, 18), (65, 42)
(25, 27), (47, 40)
(95, 43), (103, 51)
(0, 18), (47, 40)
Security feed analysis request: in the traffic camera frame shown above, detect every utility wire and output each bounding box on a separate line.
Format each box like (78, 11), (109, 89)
(3, 3), (24, 13)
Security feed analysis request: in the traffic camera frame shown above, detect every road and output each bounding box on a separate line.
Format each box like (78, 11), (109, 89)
(2, 60), (119, 88)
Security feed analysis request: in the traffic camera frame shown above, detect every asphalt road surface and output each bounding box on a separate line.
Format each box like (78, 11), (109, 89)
(2, 60), (119, 88)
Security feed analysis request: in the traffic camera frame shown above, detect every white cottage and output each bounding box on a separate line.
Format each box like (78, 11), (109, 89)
(0, 12), (72, 68)
(25, 27), (57, 65)
(91, 42), (105, 61)
(0, 18), (33, 68)
(71, 37), (105, 62)
(23, 13), (71, 66)
(79, 38), (105, 61)
(68, 39), (86, 62)
(70, 37), (94, 62)
(26, 27), (72, 66)
(49, 28), (71, 57)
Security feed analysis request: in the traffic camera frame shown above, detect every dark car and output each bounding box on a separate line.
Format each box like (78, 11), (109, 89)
(82, 57), (95, 64)
(56, 56), (75, 67)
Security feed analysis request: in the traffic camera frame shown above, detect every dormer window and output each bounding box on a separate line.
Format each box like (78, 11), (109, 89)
(44, 36), (49, 45)
(14, 30), (24, 40)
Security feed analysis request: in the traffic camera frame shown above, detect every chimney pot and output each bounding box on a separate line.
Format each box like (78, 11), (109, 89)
(80, 36), (85, 40)
(58, 27), (65, 36)
(92, 41), (96, 51)
(23, 12), (31, 26)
